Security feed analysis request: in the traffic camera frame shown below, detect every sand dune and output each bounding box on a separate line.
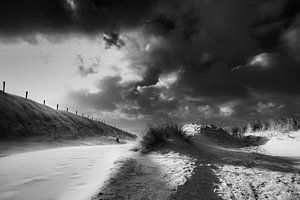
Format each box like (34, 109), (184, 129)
(92, 124), (300, 199)
(1, 122), (299, 199)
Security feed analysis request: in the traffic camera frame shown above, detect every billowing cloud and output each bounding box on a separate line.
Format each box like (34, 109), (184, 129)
(75, 54), (99, 77)
(1, 0), (300, 128)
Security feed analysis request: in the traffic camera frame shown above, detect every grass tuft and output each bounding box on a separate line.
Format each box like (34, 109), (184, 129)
(227, 114), (300, 138)
(136, 121), (188, 153)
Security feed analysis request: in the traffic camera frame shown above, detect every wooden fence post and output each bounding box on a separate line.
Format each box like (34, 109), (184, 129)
(56, 104), (59, 110)
(2, 81), (5, 93)
(25, 91), (28, 99)
(76, 111), (77, 115)
(43, 100), (45, 105)
(67, 107), (68, 112)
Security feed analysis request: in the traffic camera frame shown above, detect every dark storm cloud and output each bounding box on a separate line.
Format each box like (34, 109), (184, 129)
(0, 0), (162, 36)
(69, 0), (300, 125)
(68, 76), (123, 111)
(2, 0), (300, 125)
(68, 74), (179, 118)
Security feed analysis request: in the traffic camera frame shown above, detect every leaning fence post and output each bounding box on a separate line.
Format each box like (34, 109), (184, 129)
(66, 107), (68, 112)
(2, 81), (5, 93)
(43, 100), (45, 105)
(25, 91), (28, 99)
(56, 104), (59, 110)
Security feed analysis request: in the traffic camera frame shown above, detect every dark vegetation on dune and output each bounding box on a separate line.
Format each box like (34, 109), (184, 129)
(0, 92), (136, 141)
(136, 121), (270, 154)
(135, 122), (191, 153)
(190, 123), (267, 147)
(227, 114), (300, 137)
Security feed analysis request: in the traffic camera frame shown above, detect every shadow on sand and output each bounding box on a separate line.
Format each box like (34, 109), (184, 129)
(93, 134), (300, 200)
(92, 153), (173, 200)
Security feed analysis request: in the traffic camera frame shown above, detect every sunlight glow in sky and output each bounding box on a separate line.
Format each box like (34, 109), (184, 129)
(0, 34), (135, 111)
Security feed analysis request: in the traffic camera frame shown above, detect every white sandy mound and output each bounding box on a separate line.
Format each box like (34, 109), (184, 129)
(182, 124), (199, 136)
(182, 123), (226, 135)
(182, 123), (219, 136)
(257, 131), (300, 157)
(245, 130), (300, 157)
(183, 123), (245, 148)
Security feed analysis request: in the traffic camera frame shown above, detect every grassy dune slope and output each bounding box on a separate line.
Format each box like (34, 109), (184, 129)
(95, 123), (300, 199)
(0, 92), (136, 141)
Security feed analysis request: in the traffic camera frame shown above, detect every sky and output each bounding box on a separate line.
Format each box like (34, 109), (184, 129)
(0, 0), (300, 130)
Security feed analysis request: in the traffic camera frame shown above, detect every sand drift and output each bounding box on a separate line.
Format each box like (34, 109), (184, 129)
(247, 131), (300, 158)
(0, 144), (133, 200)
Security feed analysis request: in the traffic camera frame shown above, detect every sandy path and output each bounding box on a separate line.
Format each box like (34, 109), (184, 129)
(93, 132), (300, 200)
(93, 151), (196, 200)
(191, 133), (300, 200)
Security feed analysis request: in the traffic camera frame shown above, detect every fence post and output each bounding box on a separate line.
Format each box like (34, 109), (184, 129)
(43, 100), (45, 105)
(25, 91), (28, 99)
(2, 81), (5, 93)
(67, 107), (68, 112)
(76, 111), (77, 115)
(56, 104), (59, 110)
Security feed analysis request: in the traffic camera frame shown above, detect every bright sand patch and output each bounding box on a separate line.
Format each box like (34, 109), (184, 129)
(0, 144), (133, 200)
(258, 131), (300, 157)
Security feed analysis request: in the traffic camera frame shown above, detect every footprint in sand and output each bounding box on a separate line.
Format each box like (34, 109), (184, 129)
(69, 173), (81, 179)
(89, 160), (97, 164)
(50, 171), (63, 176)
(15, 175), (49, 186)
(83, 164), (94, 169)
(71, 182), (87, 191)
(54, 163), (70, 169)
